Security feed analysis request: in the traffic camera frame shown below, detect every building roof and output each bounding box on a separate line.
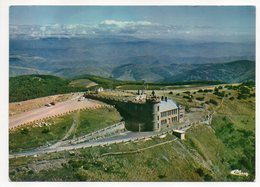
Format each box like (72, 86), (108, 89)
(159, 99), (178, 112)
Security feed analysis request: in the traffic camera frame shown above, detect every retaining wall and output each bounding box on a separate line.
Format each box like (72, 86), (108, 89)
(84, 94), (156, 131)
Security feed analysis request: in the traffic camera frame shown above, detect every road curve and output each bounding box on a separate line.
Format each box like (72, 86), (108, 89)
(9, 95), (101, 129)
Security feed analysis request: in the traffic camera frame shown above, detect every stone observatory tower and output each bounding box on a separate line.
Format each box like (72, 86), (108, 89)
(147, 90), (161, 132)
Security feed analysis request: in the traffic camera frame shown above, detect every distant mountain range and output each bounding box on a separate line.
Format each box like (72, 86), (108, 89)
(112, 60), (255, 83)
(9, 36), (255, 83)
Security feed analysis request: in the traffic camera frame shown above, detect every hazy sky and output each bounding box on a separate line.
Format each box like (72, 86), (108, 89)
(10, 6), (255, 42)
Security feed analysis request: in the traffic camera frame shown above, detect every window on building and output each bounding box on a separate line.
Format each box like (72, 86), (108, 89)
(157, 106), (160, 111)
(161, 119), (167, 125)
(161, 111), (167, 117)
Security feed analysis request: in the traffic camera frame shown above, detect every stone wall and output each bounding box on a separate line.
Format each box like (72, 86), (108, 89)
(85, 94), (158, 131)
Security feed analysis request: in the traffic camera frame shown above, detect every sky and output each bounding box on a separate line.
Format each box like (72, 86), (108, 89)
(9, 6), (255, 42)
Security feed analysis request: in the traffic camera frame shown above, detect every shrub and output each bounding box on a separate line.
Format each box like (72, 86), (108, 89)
(158, 174), (167, 179)
(27, 170), (34, 174)
(50, 101), (55, 105)
(237, 94), (247, 100)
(169, 91), (173, 94)
(183, 95), (190, 99)
(20, 128), (29, 135)
(183, 91), (190, 95)
(239, 86), (250, 95)
(209, 99), (218, 105)
(9, 171), (16, 176)
(203, 89), (213, 93)
(204, 174), (213, 181)
(196, 97), (205, 101)
(214, 91), (225, 97)
(242, 81), (255, 88)
(196, 168), (204, 177)
(42, 128), (50, 134)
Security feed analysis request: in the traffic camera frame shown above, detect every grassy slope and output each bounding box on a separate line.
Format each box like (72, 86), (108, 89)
(9, 108), (122, 153)
(211, 97), (255, 180)
(9, 114), (74, 153)
(71, 108), (122, 138)
(69, 79), (98, 88)
(10, 126), (229, 181)
(9, 75), (86, 102)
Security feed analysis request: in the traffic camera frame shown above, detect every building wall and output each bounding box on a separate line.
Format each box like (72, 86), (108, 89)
(152, 101), (161, 132)
(178, 107), (185, 122)
(159, 108), (179, 128)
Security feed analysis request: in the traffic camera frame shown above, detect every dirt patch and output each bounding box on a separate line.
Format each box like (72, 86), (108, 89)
(69, 79), (98, 88)
(28, 158), (67, 173)
(9, 93), (79, 116)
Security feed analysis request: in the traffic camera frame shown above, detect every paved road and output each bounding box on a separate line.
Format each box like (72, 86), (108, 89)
(9, 95), (101, 129)
(9, 125), (190, 158)
(9, 131), (155, 158)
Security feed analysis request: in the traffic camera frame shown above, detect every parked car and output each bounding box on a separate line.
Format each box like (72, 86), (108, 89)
(78, 97), (85, 101)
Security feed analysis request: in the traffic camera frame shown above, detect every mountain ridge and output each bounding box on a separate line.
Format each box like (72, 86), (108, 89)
(10, 37), (255, 83)
(112, 60), (255, 83)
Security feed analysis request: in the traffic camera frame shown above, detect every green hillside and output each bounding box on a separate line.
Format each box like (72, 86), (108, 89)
(9, 75), (85, 102)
